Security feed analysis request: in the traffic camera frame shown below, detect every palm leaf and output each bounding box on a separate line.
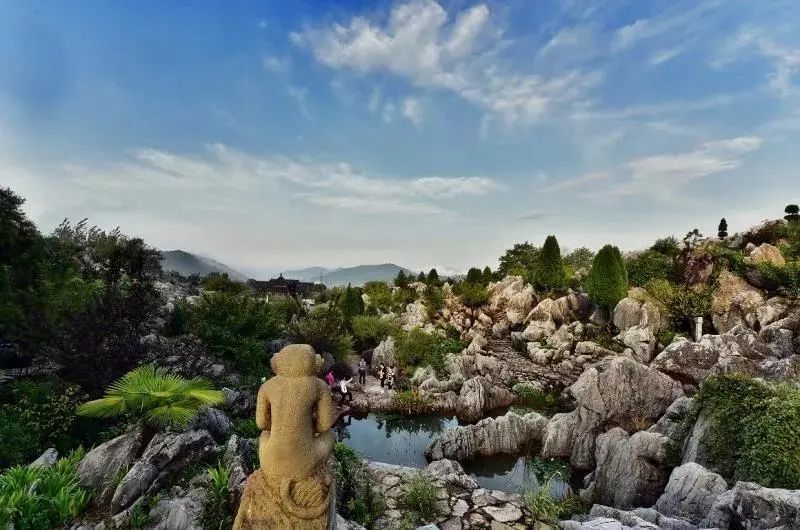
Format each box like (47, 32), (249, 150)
(145, 402), (196, 427)
(77, 396), (126, 418)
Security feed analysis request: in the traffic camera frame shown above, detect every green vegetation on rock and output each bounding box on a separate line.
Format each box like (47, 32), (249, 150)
(587, 245), (628, 312)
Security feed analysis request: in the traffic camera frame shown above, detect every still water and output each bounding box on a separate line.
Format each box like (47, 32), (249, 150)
(334, 412), (535, 492)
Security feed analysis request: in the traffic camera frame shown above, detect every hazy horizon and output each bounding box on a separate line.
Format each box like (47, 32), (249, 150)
(3, 0), (798, 271)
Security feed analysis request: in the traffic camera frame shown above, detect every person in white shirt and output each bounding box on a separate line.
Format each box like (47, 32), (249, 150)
(339, 377), (353, 405)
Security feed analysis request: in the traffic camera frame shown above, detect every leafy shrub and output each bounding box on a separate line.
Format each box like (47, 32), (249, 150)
(645, 279), (712, 331)
(400, 473), (440, 524)
(333, 443), (384, 528)
(0, 449), (90, 529)
(193, 292), (286, 374)
(77, 365), (223, 431)
(650, 236), (681, 257)
(232, 418), (260, 438)
(391, 389), (432, 414)
(757, 261), (800, 297)
(339, 284), (365, 324)
(708, 245), (747, 276)
(744, 221), (789, 247)
(625, 250), (675, 286)
(203, 462), (232, 529)
(521, 476), (581, 523)
(457, 282), (490, 309)
(512, 383), (558, 411)
(286, 305), (353, 362)
(693, 374), (800, 488)
(202, 272), (247, 294)
(393, 329), (463, 374)
(498, 242), (540, 278)
(422, 286), (444, 319)
(351, 315), (399, 351)
(534, 235), (565, 291)
(363, 281), (396, 314)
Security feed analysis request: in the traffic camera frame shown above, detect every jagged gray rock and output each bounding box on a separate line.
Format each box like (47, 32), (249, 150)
(704, 481), (800, 528)
(425, 459), (478, 489)
(111, 429), (215, 513)
(77, 427), (144, 504)
(654, 463), (727, 523)
(455, 375), (515, 423)
(144, 486), (207, 530)
(426, 411), (547, 461)
(541, 357), (683, 470)
(188, 407), (232, 442)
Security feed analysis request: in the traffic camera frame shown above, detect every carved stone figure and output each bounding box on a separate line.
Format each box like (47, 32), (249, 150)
(233, 344), (335, 529)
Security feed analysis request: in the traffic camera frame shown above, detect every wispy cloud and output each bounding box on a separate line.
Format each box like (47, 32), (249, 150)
(287, 85), (312, 118)
(611, 1), (719, 53)
(650, 46), (684, 66)
(262, 55), (291, 73)
(714, 28), (800, 96)
(401, 97), (424, 126)
(541, 171), (611, 192)
(517, 210), (552, 221)
(293, 0), (601, 125)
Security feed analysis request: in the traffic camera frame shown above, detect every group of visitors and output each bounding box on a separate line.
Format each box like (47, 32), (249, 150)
(323, 356), (398, 406)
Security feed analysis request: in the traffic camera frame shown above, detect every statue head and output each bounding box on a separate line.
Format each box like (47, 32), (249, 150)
(270, 344), (322, 378)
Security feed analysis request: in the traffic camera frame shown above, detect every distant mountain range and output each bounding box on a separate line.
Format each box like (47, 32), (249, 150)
(280, 263), (414, 287)
(281, 266), (335, 282)
(160, 250), (247, 281)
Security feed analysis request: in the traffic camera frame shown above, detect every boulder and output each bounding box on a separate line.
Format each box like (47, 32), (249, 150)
(654, 463), (727, 523)
(223, 434), (256, 512)
(425, 459), (478, 490)
(650, 329), (771, 387)
(29, 448), (58, 468)
(144, 486), (207, 530)
(505, 284), (536, 325)
(426, 411), (547, 461)
(704, 481), (800, 528)
(565, 505), (694, 530)
(188, 407), (232, 442)
(744, 242), (785, 267)
(372, 336), (396, 369)
(401, 301), (429, 330)
(679, 248), (713, 285)
(222, 387), (256, 417)
(584, 428), (670, 509)
(681, 409), (712, 468)
(111, 430), (215, 513)
(615, 326), (657, 364)
(455, 376), (515, 423)
(711, 271), (765, 333)
(77, 427), (145, 504)
(541, 357), (683, 470)
(648, 397), (692, 443)
(613, 292), (661, 334)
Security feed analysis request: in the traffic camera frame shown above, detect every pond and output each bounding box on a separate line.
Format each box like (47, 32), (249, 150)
(335, 411), (573, 494)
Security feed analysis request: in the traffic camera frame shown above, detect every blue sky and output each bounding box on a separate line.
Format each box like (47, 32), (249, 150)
(1, 0), (799, 274)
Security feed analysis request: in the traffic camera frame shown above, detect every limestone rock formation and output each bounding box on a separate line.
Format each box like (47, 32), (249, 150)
(613, 290), (661, 334)
(711, 270), (765, 333)
(77, 427), (144, 504)
(541, 357), (683, 470)
(455, 376), (515, 423)
(233, 344), (335, 529)
(188, 407), (232, 442)
(654, 463), (727, 523)
(426, 411), (547, 461)
(704, 481), (800, 528)
(744, 242), (785, 267)
(371, 336), (396, 369)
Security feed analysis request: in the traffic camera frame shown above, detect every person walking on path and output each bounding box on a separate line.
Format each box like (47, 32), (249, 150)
(339, 377), (354, 405)
(386, 366), (395, 390)
(378, 363), (386, 388)
(325, 370), (335, 388)
(357, 358), (367, 385)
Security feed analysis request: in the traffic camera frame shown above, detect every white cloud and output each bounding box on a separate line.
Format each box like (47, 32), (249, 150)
(541, 171), (610, 192)
(294, 0), (600, 125)
(539, 26), (592, 58)
(401, 97), (424, 126)
(614, 136), (762, 195)
(381, 101), (395, 123)
(262, 55), (290, 73)
(287, 85), (311, 118)
(611, 2), (718, 53)
(650, 47), (684, 66)
(715, 29), (800, 97)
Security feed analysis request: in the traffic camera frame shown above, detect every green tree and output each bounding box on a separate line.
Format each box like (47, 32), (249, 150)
(417, 271), (426, 282)
(77, 365), (223, 434)
(498, 242), (540, 277)
(394, 270), (409, 289)
(587, 245), (628, 313)
(786, 204), (800, 222)
(339, 283), (364, 324)
(285, 305), (353, 362)
(482, 266), (493, 284)
(465, 267), (483, 284)
(650, 236), (680, 257)
(458, 282), (490, 309)
(363, 281), (395, 314)
(563, 247), (595, 271)
(535, 235), (565, 291)
(202, 272), (246, 294)
(427, 268), (439, 285)
(626, 250), (675, 286)
(718, 218), (728, 239)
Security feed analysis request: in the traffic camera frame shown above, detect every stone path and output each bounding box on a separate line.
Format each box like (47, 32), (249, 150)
(488, 338), (575, 392)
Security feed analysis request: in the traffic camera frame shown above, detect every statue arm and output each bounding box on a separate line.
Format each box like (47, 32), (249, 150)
(256, 384), (271, 431)
(315, 380), (334, 433)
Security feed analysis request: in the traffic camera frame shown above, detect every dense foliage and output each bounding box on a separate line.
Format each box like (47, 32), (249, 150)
(498, 242), (539, 277)
(393, 328), (463, 374)
(351, 314), (399, 351)
(534, 235), (565, 291)
(285, 305), (353, 362)
(626, 250), (675, 287)
(645, 279), (712, 331)
(693, 374), (800, 489)
(400, 473), (440, 524)
(333, 443), (384, 528)
(587, 245), (628, 312)
(457, 282), (490, 309)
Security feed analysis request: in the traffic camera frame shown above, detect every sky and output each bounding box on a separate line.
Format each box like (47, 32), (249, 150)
(1, 0), (799, 275)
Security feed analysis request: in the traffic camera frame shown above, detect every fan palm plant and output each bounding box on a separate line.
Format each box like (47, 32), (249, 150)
(77, 364), (224, 432)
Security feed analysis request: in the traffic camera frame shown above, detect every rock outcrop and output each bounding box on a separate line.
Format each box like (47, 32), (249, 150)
(711, 271), (765, 334)
(455, 376), (515, 423)
(541, 357), (683, 470)
(426, 411), (548, 461)
(654, 463), (728, 524)
(371, 336), (396, 369)
(705, 481), (800, 528)
(77, 427), (145, 504)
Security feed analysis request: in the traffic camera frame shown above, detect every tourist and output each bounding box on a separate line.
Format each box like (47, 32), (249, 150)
(325, 370), (335, 388)
(378, 363), (386, 388)
(339, 377), (353, 405)
(386, 366), (395, 390)
(357, 357), (367, 385)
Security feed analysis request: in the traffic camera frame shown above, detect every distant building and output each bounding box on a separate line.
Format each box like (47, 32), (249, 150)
(247, 274), (318, 299)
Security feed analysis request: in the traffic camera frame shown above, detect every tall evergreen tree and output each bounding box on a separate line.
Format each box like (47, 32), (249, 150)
(482, 266), (493, 284)
(417, 271), (426, 282)
(427, 268), (439, 285)
(465, 267), (483, 284)
(535, 235), (565, 290)
(339, 283), (364, 323)
(786, 204), (800, 222)
(394, 270), (408, 288)
(587, 245), (628, 313)
(718, 218), (728, 238)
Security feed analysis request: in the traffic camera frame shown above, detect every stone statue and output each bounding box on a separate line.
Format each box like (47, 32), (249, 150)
(233, 344), (336, 529)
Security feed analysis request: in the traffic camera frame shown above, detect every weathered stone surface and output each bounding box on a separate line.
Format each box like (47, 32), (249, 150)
(426, 459), (478, 490)
(29, 448), (58, 468)
(426, 411), (547, 461)
(541, 357), (683, 470)
(655, 463), (727, 523)
(613, 292), (661, 334)
(112, 429), (215, 513)
(483, 503), (522, 523)
(189, 407), (232, 442)
(456, 376), (515, 423)
(680, 409), (712, 468)
(372, 336), (396, 369)
(585, 428), (670, 509)
(651, 329), (771, 387)
(711, 271), (765, 334)
(223, 434), (257, 512)
(402, 301), (430, 330)
(744, 242), (785, 267)
(615, 326), (657, 364)
(567, 505), (694, 530)
(704, 481), (800, 529)
(77, 427), (144, 504)
(145, 486), (207, 530)
(648, 397), (692, 443)
(222, 387), (256, 417)
(335, 514), (366, 530)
